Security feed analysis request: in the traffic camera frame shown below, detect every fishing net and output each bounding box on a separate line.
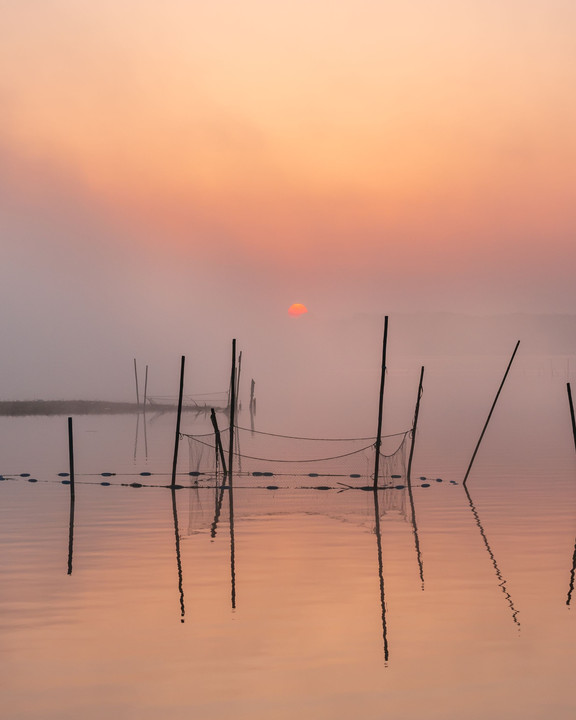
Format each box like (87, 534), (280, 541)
(183, 424), (410, 484)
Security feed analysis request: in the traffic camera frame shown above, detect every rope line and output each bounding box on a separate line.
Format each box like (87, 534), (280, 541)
(226, 443), (375, 464)
(234, 426), (409, 442)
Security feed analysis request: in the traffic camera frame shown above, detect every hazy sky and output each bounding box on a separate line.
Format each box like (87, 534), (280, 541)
(2, 1), (575, 397)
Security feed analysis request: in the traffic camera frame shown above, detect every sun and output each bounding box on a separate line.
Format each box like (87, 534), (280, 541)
(288, 303), (308, 318)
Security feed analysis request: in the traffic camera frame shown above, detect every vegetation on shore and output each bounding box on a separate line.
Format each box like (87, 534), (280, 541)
(0, 400), (222, 416)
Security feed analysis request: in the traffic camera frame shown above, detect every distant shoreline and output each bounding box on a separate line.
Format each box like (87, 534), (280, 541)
(0, 400), (227, 417)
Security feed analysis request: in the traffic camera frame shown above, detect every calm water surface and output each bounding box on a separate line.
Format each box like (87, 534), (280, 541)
(1, 356), (576, 719)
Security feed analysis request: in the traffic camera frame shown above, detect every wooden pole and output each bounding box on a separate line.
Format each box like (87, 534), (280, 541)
(171, 356), (185, 486)
(228, 340), (237, 478)
(249, 379), (256, 434)
(373, 316), (389, 489)
(406, 366), (425, 484)
(210, 408), (228, 475)
(567, 383), (576, 454)
(142, 364), (149, 459)
(134, 358), (140, 408)
(236, 351), (242, 413)
(463, 340), (520, 486)
(67, 417), (75, 575)
(68, 417), (75, 497)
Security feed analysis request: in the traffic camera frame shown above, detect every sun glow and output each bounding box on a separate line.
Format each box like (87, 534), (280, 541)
(288, 303), (308, 317)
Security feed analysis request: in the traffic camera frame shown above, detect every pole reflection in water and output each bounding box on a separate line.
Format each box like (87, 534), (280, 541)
(171, 488), (185, 623)
(566, 537), (576, 606)
(463, 484), (520, 627)
(372, 489), (389, 663)
(229, 474), (236, 610)
(210, 478), (226, 538)
(406, 476), (424, 589)
(67, 488), (75, 576)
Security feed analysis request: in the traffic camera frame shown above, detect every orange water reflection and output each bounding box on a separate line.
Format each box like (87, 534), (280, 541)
(1, 468), (576, 719)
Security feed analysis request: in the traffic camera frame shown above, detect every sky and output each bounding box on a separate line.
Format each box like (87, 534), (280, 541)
(1, 1), (576, 399)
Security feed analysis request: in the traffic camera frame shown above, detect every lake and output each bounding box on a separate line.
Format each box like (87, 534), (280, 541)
(1, 353), (575, 719)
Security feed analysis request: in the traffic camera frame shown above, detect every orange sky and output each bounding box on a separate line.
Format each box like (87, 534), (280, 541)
(2, 0), (576, 346)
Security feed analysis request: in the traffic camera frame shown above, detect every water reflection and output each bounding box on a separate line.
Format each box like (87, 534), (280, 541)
(229, 476), (237, 610)
(406, 478), (424, 588)
(372, 490), (389, 662)
(207, 476), (236, 609)
(210, 479), (227, 538)
(171, 487), (185, 622)
(67, 486), (75, 576)
(567, 536), (576, 606)
(463, 484), (520, 627)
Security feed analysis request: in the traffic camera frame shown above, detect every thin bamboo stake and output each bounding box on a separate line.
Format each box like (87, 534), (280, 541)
(228, 340), (237, 478)
(373, 316), (389, 489)
(406, 366), (425, 484)
(68, 416), (75, 493)
(143, 364), (149, 459)
(143, 365), (149, 408)
(133, 358), (140, 408)
(67, 417), (75, 575)
(567, 383), (576, 454)
(171, 356), (185, 486)
(210, 408), (228, 475)
(236, 351), (242, 413)
(463, 341), (520, 486)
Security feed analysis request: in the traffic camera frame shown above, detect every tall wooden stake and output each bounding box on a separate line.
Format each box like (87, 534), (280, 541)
(463, 340), (520, 486)
(568, 383), (576, 453)
(134, 358), (140, 408)
(228, 340), (237, 478)
(373, 316), (389, 489)
(406, 366), (425, 483)
(236, 351), (243, 413)
(171, 356), (185, 486)
(143, 365), (149, 459)
(68, 417), (75, 497)
(67, 417), (75, 575)
(210, 408), (228, 475)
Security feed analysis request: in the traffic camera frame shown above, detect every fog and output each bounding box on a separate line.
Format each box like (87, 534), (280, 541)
(2, 139), (576, 409)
